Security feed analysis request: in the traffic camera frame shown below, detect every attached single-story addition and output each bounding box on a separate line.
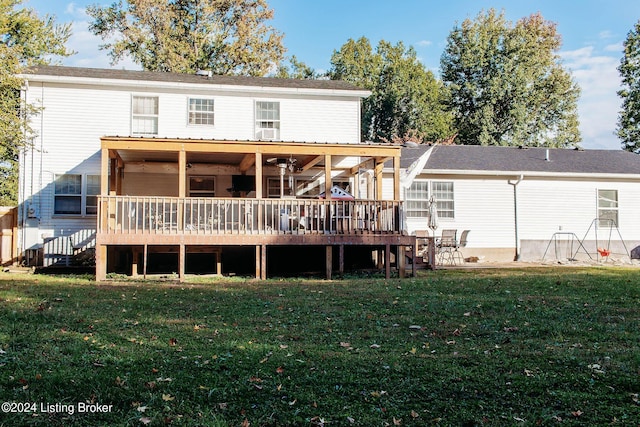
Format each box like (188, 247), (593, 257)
(17, 65), (416, 280)
(395, 144), (640, 263)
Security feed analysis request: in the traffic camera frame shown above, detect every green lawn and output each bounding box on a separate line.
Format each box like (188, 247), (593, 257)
(0, 268), (638, 426)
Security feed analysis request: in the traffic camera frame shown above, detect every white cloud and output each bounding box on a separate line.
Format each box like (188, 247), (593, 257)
(598, 30), (615, 40)
(562, 46), (622, 150)
(416, 40), (432, 47)
(62, 7), (139, 70)
(605, 42), (623, 52)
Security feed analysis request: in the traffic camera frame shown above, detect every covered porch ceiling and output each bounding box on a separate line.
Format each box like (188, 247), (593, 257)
(100, 136), (403, 199)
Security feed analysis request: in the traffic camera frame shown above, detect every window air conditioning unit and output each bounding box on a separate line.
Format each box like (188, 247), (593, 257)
(258, 128), (276, 140)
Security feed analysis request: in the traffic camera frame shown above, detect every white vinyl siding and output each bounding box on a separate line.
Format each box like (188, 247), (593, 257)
(18, 74), (367, 253)
(132, 96), (158, 135)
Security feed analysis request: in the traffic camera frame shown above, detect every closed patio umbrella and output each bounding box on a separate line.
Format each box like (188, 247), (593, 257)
(428, 196), (438, 231)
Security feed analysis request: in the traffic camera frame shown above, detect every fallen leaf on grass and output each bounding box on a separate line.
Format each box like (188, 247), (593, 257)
(571, 410), (583, 417)
(370, 344), (381, 349)
(241, 419), (250, 427)
(136, 406), (148, 413)
(140, 417), (152, 425)
(276, 366), (285, 374)
(168, 338), (177, 346)
(411, 410), (419, 419)
(162, 394), (174, 401)
(393, 417), (402, 425)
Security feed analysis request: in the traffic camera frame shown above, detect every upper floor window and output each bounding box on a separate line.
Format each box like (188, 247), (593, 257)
(598, 189), (618, 227)
(188, 98), (215, 125)
(255, 101), (280, 140)
(54, 174), (100, 216)
(132, 96), (158, 135)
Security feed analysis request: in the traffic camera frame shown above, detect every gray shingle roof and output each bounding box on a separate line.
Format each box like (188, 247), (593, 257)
(23, 65), (367, 92)
(401, 145), (640, 175)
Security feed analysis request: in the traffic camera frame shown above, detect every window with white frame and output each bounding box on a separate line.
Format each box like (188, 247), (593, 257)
(54, 174), (100, 216)
(432, 181), (454, 218)
(598, 189), (618, 227)
(132, 96), (158, 135)
(255, 101), (280, 140)
(85, 175), (100, 215)
(406, 180), (430, 218)
(267, 177), (291, 197)
(188, 98), (215, 125)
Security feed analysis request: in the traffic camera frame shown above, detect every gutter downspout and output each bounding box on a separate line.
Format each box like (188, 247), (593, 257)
(508, 174), (524, 261)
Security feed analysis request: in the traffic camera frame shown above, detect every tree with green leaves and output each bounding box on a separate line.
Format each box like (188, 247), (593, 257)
(275, 55), (318, 79)
(88, 0), (285, 76)
(0, 0), (72, 205)
(329, 37), (453, 143)
(617, 20), (640, 153)
(441, 9), (580, 147)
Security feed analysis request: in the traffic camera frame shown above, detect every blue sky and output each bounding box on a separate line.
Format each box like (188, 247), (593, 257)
(22, 0), (640, 150)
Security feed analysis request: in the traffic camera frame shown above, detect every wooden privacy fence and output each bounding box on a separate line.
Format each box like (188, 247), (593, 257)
(98, 196), (404, 236)
(0, 207), (18, 266)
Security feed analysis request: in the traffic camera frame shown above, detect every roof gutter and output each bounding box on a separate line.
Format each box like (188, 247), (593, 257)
(418, 169), (640, 181)
(17, 73), (372, 98)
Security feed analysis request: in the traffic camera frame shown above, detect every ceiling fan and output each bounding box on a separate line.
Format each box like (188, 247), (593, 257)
(266, 156), (297, 173)
(266, 156), (297, 197)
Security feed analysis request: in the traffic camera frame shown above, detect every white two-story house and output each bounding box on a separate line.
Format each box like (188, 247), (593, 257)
(18, 66), (414, 280)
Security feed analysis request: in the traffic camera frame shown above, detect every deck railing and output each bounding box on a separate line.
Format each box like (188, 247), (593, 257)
(98, 196), (404, 235)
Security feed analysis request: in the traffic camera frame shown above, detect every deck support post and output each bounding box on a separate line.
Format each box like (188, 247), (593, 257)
(131, 246), (140, 277)
(261, 245), (267, 280)
(255, 245), (261, 279)
(96, 244), (107, 281)
(143, 244), (148, 279)
(338, 244), (344, 276)
(385, 243), (391, 280)
(325, 245), (332, 280)
(398, 245), (406, 278)
(412, 241), (417, 277)
(178, 244), (185, 282)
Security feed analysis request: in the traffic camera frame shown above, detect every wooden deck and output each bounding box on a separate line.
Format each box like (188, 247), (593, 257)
(96, 196), (416, 280)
